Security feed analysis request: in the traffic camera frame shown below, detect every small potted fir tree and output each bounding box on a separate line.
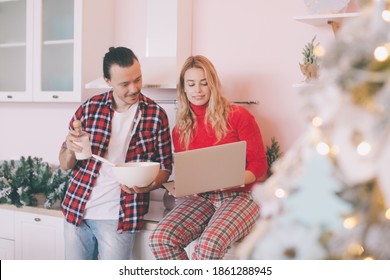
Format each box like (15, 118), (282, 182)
(299, 35), (320, 82)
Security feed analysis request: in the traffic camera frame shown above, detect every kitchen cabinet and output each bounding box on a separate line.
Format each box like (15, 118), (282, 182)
(0, 0), (33, 102)
(133, 201), (166, 260)
(0, 0), (114, 103)
(14, 210), (65, 260)
(0, 205), (64, 260)
(134, 230), (157, 260)
(0, 239), (14, 260)
(0, 208), (15, 260)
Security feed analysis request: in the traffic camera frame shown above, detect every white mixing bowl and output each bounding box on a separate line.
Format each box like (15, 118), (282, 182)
(112, 162), (160, 188)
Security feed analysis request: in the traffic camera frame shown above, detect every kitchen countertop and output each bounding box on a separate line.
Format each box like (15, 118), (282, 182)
(0, 199), (168, 231)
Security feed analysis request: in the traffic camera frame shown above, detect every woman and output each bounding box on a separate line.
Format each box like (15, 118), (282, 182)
(149, 55), (268, 260)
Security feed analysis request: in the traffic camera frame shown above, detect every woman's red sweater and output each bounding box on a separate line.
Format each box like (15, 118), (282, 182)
(172, 103), (268, 192)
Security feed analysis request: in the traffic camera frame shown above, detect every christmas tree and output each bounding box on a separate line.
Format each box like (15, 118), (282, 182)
(237, 0), (390, 260)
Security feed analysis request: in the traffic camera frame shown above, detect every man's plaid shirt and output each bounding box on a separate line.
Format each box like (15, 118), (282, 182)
(61, 91), (173, 232)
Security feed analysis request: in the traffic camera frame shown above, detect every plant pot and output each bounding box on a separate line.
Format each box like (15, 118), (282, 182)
(299, 63), (318, 81)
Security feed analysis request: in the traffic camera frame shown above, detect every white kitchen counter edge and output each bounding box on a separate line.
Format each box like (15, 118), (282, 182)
(0, 200), (166, 230)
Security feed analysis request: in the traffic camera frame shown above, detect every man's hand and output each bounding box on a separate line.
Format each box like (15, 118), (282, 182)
(120, 182), (157, 194)
(120, 169), (171, 194)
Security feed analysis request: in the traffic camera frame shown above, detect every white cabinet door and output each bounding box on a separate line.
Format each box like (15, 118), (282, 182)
(33, 0), (114, 102)
(0, 0), (33, 102)
(0, 239), (15, 260)
(0, 0), (114, 103)
(0, 208), (15, 260)
(0, 208), (15, 240)
(32, 0), (77, 102)
(14, 212), (65, 260)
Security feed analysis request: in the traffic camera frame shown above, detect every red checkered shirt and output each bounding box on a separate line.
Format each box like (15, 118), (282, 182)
(61, 91), (173, 232)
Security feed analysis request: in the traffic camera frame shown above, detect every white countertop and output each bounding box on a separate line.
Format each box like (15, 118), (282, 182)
(0, 203), (63, 217)
(0, 200), (168, 231)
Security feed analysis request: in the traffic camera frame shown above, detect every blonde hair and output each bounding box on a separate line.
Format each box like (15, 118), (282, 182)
(176, 55), (231, 149)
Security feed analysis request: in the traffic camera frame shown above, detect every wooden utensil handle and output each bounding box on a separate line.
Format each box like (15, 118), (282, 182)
(73, 120), (83, 134)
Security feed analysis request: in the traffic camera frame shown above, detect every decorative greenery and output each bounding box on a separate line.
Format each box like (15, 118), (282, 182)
(300, 35), (320, 82)
(0, 156), (70, 208)
(302, 35), (319, 65)
(44, 168), (69, 209)
(266, 137), (282, 175)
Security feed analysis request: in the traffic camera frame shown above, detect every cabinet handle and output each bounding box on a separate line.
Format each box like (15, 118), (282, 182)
(34, 217), (41, 222)
(52, 95), (59, 99)
(7, 95), (13, 99)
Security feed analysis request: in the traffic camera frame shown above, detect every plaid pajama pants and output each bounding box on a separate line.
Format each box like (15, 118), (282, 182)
(149, 191), (260, 260)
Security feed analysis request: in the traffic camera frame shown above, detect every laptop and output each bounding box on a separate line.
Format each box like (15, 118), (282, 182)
(164, 141), (246, 197)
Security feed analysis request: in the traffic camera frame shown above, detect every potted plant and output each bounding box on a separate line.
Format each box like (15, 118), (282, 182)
(299, 35), (320, 82)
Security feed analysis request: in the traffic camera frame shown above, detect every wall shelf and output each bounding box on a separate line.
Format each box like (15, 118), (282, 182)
(293, 12), (360, 26)
(293, 12), (361, 86)
(292, 83), (314, 88)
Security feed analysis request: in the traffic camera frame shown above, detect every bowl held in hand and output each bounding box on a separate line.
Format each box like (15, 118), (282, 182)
(112, 162), (160, 188)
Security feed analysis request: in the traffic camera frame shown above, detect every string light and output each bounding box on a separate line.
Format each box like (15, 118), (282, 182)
(313, 45), (326, 58)
(275, 188), (286, 199)
(316, 142), (330, 155)
(311, 116), (323, 127)
(347, 243), (365, 257)
(343, 216), (358, 229)
(385, 208), (390, 220)
(382, 9), (390, 22)
(374, 45), (389, 61)
(356, 141), (371, 156)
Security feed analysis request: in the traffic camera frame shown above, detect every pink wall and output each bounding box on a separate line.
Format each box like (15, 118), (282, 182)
(0, 0), (358, 164)
(191, 0), (314, 152)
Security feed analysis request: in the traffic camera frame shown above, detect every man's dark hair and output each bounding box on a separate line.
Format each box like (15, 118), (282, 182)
(103, 47), (138, 79)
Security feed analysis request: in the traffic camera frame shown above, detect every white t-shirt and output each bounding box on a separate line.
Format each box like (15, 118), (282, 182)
(84, 103), (138, 219)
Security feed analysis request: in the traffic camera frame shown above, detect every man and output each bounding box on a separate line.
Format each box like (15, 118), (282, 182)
(59, 47), (172, 259)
